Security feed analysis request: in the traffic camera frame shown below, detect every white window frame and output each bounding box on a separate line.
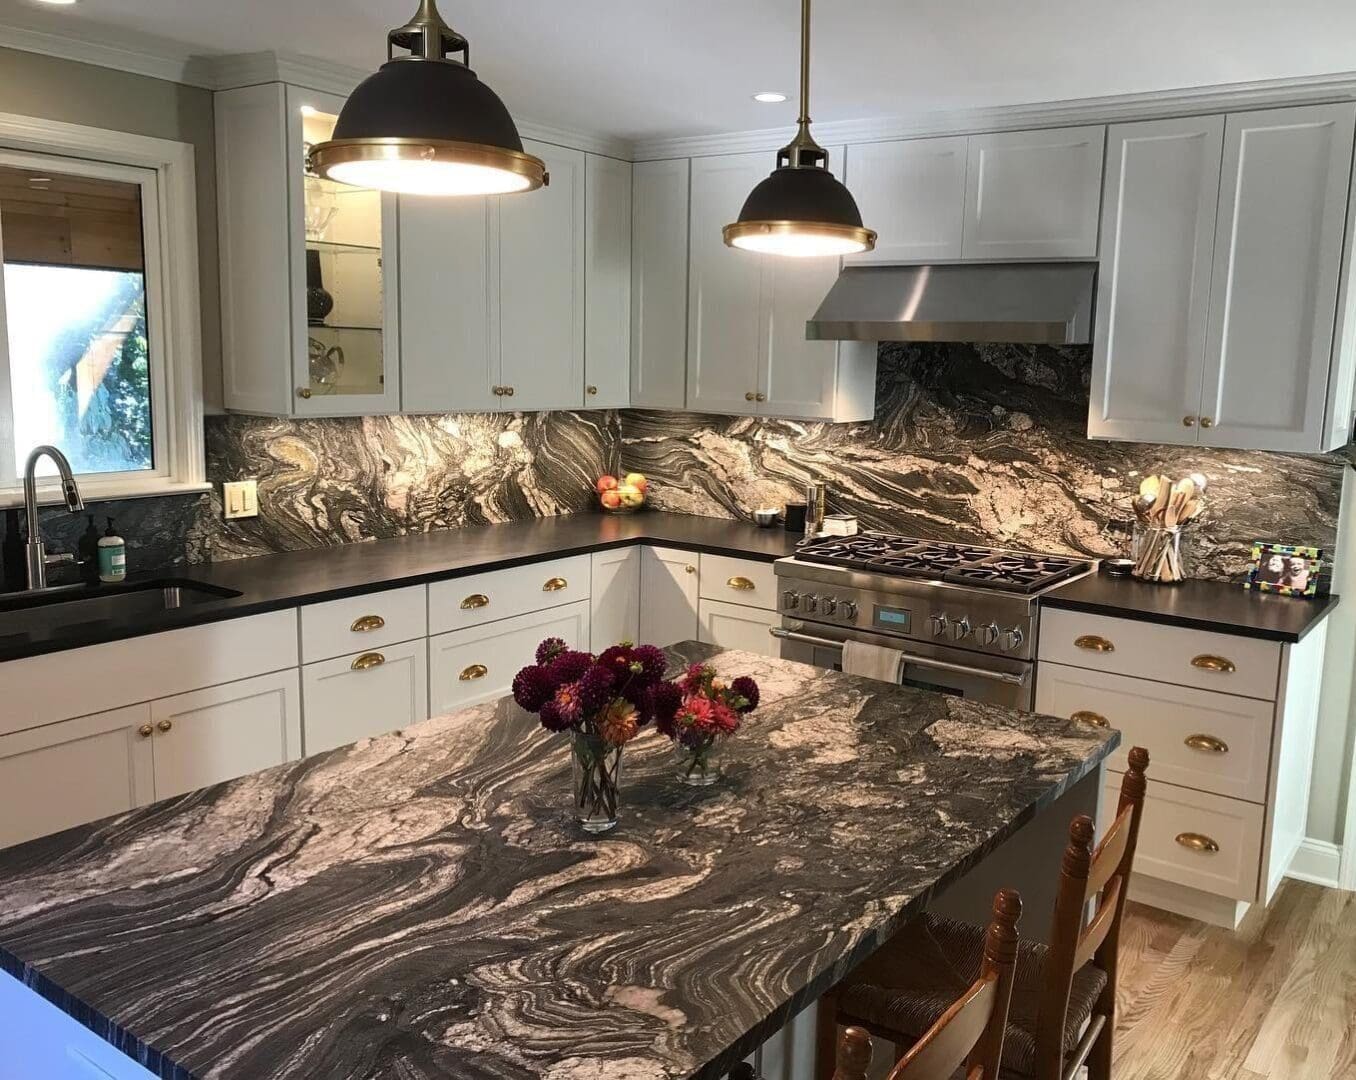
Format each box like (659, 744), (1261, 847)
(0, 111), (205, 506)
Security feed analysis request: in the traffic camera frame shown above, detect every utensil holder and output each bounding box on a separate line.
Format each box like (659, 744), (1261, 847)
(1132, 524), (1188, 583)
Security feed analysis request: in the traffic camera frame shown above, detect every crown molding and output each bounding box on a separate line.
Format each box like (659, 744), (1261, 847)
(0, 15), (215, 87)
(631, 70), (1356, 160)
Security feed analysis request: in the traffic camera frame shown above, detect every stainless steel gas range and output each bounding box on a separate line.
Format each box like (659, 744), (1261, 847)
(771, 533), (1096, 709)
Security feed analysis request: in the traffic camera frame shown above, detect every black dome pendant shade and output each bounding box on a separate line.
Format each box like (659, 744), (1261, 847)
(723, 0), (875, 256)
(308, 0), (546, 197)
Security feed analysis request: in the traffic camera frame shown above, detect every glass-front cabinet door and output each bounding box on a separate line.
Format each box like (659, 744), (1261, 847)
(289, 87), (400, 415)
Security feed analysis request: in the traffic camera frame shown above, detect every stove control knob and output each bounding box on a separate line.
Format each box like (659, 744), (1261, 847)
(930, 614), (949, 637)
(999, 627), (1026, 652)
(802, 594), (819, 614)
(977, 622), (1000, 646)
(840, 600), (859, 620)
(821, 596), (838, 616)
(949, 616), (972, 642)
(781, 590), (800, 611)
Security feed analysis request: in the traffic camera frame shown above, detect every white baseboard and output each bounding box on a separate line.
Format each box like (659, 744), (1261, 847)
(1287, 838), (1343, 888)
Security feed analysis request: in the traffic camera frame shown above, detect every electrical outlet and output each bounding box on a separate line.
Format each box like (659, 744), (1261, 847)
(223, 480), (259, 520)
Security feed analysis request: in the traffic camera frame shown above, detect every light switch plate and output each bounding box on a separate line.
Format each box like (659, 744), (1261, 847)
(223, 479), (259, 520)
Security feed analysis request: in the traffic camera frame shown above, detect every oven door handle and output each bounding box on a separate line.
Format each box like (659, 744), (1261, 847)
(769, 626), (1029, 687)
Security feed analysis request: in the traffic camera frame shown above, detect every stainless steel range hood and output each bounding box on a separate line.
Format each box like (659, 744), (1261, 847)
(806, 262), (1096, 344)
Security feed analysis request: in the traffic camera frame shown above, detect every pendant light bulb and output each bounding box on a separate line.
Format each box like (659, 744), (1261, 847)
(723, 0), (875, 256)
(308, 0), (545, 197)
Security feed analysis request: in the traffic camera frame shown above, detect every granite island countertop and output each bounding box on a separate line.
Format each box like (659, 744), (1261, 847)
(0, 643), (1117, 1080)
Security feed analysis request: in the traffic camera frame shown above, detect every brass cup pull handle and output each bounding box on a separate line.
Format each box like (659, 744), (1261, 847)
(351, 652), (386, 671)
(543, 577), (568, 592)
(156, 719), (173, 734)
(460, 593), (490, 610)
(1175, 832), (1221, 854)
(1191, 654), (1236, 674)
(1074, 634), (1115, 653)
(350, 614), (386, 633)
(726, 576), (756, 591)
(1185, 733), (1230, 754)
(138, 724), (154, 739)
(1071, 710), (1110, 729)
(460, 664), (488, 681)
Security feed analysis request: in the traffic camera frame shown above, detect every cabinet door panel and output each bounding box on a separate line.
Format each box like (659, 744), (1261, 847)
(639, 545), (699, 647)
(845, 136), (967, 264)
(302, 639), (428, 755)
(1199, 103), (1356, 451)
(962, 126), (1105, 259)
(591, 548), (640, 651)
(759, 246), (841, 419)
(398, 193), (499, 412)
(500, 141), (585, 409)
(631, 159), (690, 408)
(1089, 116), (1223, 443)
(0, 704), (152, 850)
(585, 155), (632, 408)
(687, 153), (765, 413)
(151, 671), (302, 801)
(698, 599), (779, 658)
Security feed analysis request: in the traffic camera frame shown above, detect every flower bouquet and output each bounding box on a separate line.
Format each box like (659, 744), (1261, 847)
(659, 663), (760, 786)
(512, 638), (678, 832)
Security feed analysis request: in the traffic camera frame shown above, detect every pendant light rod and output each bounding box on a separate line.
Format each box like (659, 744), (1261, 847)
(798, 0), (811, 126)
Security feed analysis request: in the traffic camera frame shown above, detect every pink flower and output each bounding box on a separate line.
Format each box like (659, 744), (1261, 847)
(678, 693), (716, 734)
(709, 701), (740, 735)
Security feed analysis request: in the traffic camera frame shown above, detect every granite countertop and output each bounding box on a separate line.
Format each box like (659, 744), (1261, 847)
(1043, 570), (1339, 643)
(0, 643), (1117, 1080)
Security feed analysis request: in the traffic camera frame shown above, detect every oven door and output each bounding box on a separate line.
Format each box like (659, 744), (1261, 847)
(772, 618), (1033, 710)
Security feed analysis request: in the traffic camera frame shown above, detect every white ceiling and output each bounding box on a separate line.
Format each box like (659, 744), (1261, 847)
(2, 0), (1355, 143)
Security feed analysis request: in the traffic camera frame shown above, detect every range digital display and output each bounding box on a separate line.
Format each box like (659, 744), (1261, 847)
(874, 606), (912, 631)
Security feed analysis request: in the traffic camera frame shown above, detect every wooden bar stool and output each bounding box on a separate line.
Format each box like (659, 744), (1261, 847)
(830, 888), (1022, 1080)
(819, 748), (1150, 1080)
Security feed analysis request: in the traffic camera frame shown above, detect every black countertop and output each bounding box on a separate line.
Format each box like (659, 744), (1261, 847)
(0, 643), (1117, 1080)
(1043, 571), (1339, 643)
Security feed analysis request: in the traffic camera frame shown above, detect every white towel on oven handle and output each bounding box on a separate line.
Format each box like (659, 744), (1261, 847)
(840, 640), (904, 682)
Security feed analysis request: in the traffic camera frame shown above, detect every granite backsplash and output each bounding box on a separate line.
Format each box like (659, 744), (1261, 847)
(1, 342), (1345, 588)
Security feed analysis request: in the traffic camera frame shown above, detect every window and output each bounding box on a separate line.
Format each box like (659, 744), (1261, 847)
(0, 118), (204, 503)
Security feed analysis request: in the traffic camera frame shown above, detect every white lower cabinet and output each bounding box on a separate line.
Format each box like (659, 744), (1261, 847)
(429, 601), (591, 714)
(302, 638), (429, 755)
(0, 704), (153, 850)
(591, 548), (640, 651)
(697, 598), (779, 657)
(639, 545), (700, 647)
(149, 671), (302, 801)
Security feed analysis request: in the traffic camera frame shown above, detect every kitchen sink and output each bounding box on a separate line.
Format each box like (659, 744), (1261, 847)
(0, 579), (243, 639)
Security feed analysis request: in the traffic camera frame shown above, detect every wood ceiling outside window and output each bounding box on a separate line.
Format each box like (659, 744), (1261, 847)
(0, 166), (144, 272)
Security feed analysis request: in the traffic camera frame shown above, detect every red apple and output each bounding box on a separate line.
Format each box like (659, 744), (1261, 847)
(596, 474), (619, 494)
(600, 490), (623, 509)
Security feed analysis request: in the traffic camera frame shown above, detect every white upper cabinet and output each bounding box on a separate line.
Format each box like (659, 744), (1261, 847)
(631, 159), (690, 409)
(844, 136), (967, 264)
(1090, 116), (1225, 443)
(1199, 104), (1356, 451)
(584, 155), (633, 408)
(961, 126), (1105, 260)
(500, 140), (586, 410)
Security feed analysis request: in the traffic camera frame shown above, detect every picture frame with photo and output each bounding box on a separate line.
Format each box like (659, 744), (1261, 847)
(1245, 542), (1322, 597)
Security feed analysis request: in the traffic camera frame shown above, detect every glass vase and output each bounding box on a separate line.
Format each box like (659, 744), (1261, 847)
(676, 736), (721, 787)
(571, 731), (623, 833)
(1131, 524), (1188, 583)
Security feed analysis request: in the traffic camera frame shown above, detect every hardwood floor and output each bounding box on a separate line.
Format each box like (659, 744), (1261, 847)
(1112, 881), (1356, 1079)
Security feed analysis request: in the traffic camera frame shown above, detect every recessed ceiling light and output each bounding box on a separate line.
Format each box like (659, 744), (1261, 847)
(32, 0), (78, 5)
(753, 92), (788, 104)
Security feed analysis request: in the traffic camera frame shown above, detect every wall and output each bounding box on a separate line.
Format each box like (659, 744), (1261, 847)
(0, 45), (222, 411)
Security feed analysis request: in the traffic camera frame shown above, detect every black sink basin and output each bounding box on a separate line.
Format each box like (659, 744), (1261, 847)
(0, 578), (243, 639)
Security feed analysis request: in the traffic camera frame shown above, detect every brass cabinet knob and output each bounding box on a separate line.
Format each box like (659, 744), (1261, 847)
(1175, 832), (1221, 853)
(1199, 416), (1214, 428)
(460, 593), (490, 610)
(492, 386), (505, 396)
(459, 663), (488, 681)
(684, 564), (697, 574)
(156, 719), (173, 734)
(504, 386), (515, 397)
(1071, 710), (1110, 728)
(586, 385), (598, 396)
(297, 387), (313, 400)
(350, 614), (385, 633)
(1185, 733), (1229, 754)
(1074, 634), (1115, 653)
(138, 723), (154, 739)
(745, 391), (756, 401)
(542, 577), (568, 592)
(1183, 415), (1196, 427)
(726, 576), (756, 591)
(1191, 654), (1236, 673)
(755, 392), (766, 402)
(351, 652), (385, 671)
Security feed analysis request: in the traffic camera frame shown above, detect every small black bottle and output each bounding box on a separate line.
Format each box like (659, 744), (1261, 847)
(77, 514), (102, 584)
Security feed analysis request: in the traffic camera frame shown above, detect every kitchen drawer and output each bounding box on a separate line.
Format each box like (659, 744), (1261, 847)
(301, 639), (428, 755)
(300, 584), (427, 664)
(699, 554), (778, 611)
(428, 555), (591, 633)
(430, 600), (591, 713)
(697, 598), (780, 657)
(1114, 775), (1264, 902)
(1037, 662), (1274, 803)
(1039, 608), (1281, 701)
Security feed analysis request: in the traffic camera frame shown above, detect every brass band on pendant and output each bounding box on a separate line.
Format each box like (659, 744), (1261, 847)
(307, 136), (549, 189)
(721, 219), (877, 251)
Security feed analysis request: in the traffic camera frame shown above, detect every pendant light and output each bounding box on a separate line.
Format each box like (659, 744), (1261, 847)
(307, 0), (546, 197)
(723, 0), (875, 256)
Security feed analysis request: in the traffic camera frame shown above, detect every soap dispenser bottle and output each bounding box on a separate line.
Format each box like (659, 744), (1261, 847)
(98, 517), (126, 583)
